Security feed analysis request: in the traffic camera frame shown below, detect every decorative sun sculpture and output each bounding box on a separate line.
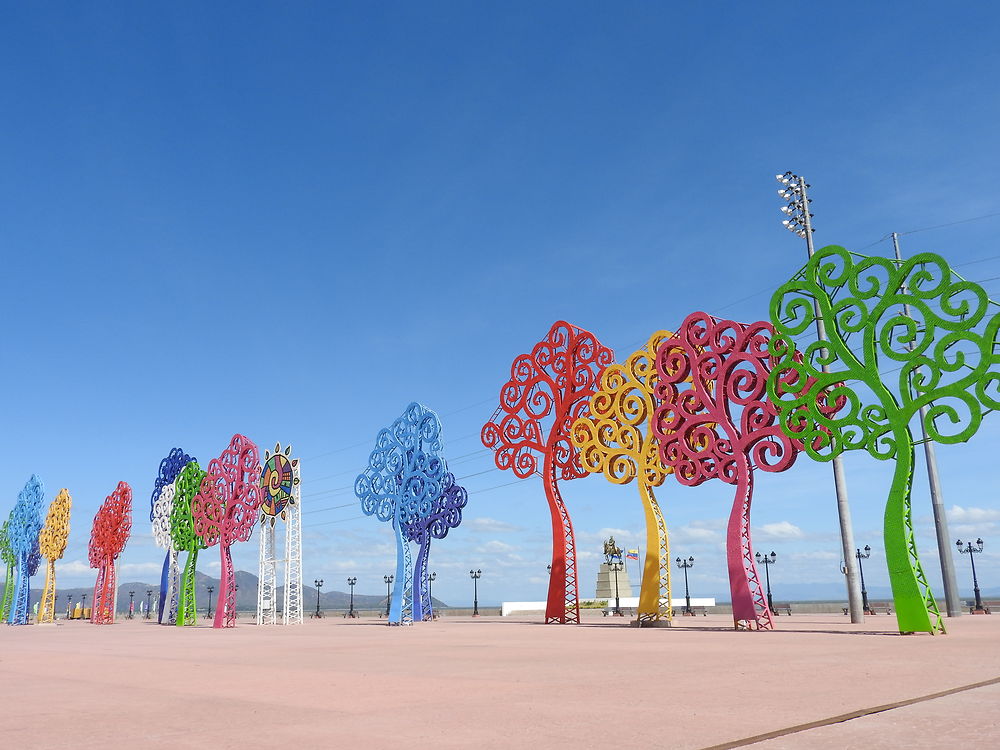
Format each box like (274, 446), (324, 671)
(1, 518), (17, 622)
(38, 488), (72, 624)
(403, 467), (468, 621)
(652, 313), (831, 631)
(571, 330), (678, 624)
(170, 460), (208, 626)
(192, 434), (263, 628)
(88, 482), (133, 625)
(257, 442), (303, 626)
(482, 320), (614, 624)
(8, 475), (44, 625)
(356, 402), (448, 625)
(151, 448), (195, 625)
(768, 246), (1000, 634)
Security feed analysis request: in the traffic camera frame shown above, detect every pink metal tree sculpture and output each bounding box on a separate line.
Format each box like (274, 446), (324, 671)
(192, 434), (262, 628)
(482, 320), (615, 624)
(652, 313), (812, 630)
(88, 482), (133, 625)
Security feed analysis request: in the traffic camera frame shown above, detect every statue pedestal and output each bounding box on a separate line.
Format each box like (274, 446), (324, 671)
(595, 563), (632, 601)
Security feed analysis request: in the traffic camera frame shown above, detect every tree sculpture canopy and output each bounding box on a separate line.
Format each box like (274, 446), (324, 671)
(768, 245), (1000, 633)
(151, 448), (195, 525)
(89, 482), (133, 567)
(170, 460), (208, 553)
(11, 475), (45, 576)
(482, 320), (614, 624)
(40, 488), (72, 562)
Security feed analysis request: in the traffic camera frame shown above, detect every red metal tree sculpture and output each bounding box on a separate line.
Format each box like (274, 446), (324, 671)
(88, 481), (133, 625)
(482, 320), (615, 623)
(652, 313), (805, 630)
(192, 434), (262, 628)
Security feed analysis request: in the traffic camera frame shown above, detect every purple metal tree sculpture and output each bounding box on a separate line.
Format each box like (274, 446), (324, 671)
(405, 469), (468, 621)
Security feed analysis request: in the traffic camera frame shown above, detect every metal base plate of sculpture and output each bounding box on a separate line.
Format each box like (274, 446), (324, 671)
(483, 320), (614, 624)
(769, 246), (1000, 634)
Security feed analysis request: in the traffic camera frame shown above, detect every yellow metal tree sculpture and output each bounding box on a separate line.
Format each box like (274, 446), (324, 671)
(38, 488), (72, 624)
(571, 330), (676, 624)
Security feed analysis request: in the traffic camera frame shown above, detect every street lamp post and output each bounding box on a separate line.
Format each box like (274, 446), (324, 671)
(206, 586), (214, 619)
(81, 593), (87, 614)
(676, 557), (694, 615)
(128, 590), (135, 620)
(776, 171), (864, 624)
(851, 546), (875, 615)
(346, 577), (357, 618)
(384, 575), (393, 618)
(608, 560), (623, 616)
(956, 539), (987, 613)
(65, 593), (72, 619)
(470, 569), (481, 616)
(428, 572), (437, 618)
(313, 579), (324, 618)
(755, 552), (777, 615)
(145, 589), (153, 620)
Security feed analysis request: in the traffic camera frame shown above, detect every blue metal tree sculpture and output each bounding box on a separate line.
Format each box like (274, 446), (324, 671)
(9, 475), (44, 625)
(150, 448), (195, 624)
(405, 469), (468, 621)
(356, 403), (448, 625)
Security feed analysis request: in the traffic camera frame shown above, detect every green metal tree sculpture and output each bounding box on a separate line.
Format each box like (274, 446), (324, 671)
(768, 245), (1000, 634)
(170, 460), (208, 626)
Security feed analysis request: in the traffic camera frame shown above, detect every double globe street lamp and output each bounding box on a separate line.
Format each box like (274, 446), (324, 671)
(313, 579), (324, 618)
(956, 538), (988, 613)
(754, 551), (777, 615)
(676, 556), (694, 615)
(346, 577), (357, 618)
(470, 569), (482, 616)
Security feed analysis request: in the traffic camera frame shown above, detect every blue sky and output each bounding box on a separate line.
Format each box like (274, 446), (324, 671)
(3, 3), (1000, 607)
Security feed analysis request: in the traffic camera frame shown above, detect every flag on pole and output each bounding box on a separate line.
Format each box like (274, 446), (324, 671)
(626, 549), (639, 561)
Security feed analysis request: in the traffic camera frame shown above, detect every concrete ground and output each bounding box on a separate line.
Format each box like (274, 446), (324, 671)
(2, 611), (997, 749)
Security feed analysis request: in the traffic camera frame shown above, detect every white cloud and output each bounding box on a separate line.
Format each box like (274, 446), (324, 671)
(466, 517), (523, 533)
(756, 521), (805, 540)
(60, 560), (93, 575)
(480, 540), (515, 553)
(948, 505), (1000, 523)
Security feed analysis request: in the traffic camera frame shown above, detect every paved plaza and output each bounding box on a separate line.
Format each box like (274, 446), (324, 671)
(3, 612), (998, 749)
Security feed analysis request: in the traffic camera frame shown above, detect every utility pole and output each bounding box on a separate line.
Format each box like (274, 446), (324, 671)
(776, 172), (864, 623)
(891, 231), (961, 617)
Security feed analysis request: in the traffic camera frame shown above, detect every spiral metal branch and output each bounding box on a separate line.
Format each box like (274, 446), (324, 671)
(170, 460), (207, 626)
(482, 320), (615, 624)
(151, 448), (195, 625)
(0, 520), (14, 621)
(768, 245), (1000, 634)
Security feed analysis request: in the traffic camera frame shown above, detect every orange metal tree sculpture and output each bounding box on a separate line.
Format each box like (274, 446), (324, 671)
(482, 321), (614, 624)
(38, 488), (72, 624)
(88, 482), (133, 625)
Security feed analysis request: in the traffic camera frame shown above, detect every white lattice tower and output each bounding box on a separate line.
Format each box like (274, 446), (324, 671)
(283, 466), (303, 625)
(258, 443), (302, 626)
(258, 521), (277, 625)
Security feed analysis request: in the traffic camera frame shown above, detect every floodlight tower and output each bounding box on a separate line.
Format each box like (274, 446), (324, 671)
(775, 171), (864, 624)
(258, 443), (303, 626)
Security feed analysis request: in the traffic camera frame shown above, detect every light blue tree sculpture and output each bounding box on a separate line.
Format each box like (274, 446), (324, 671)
(356, 403), (448, 625)
(9, 475), (44, 625)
